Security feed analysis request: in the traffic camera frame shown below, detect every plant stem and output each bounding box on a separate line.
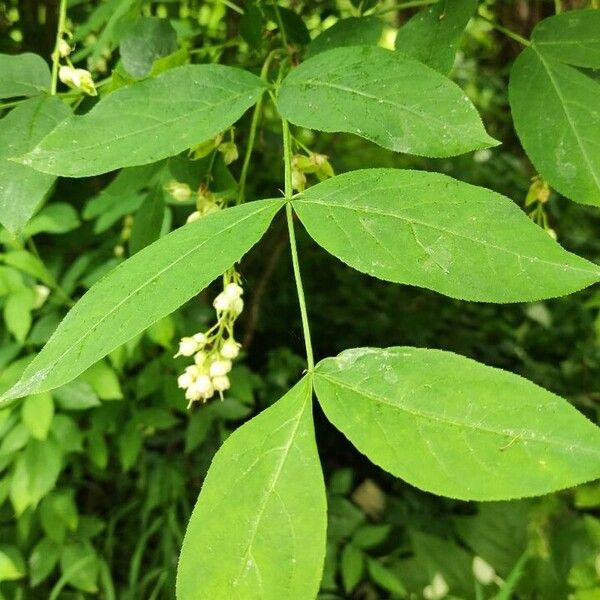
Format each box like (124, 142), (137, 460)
(282, 119), (314, 372)
(50, 0), (68, 95)
(479, 15), (531, 47)
(237, 51), (278, 205)
(272, 3), (289, 49)
(220, 0), (244, 14)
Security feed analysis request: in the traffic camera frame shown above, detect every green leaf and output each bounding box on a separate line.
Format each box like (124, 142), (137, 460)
(367, 558), (407, 597)
(80, 361), (123, 400)
(0, 200), (283, 403)
(306, 17), (383, 58)
(292, 169), (600, 302)
(119, 16), (178, 78)
(22, 203), (81, 237)
(176, 378), (326, 600)
(18, 65), (267, 177)
(4, 288), (35, 342)
(29, 537), (60, 587)
(0, 53), (51, 98)
(509, 20), (600, 205)
(264, 5), (311, 45)
(0, 546), (25, 582)
(395, 0), (477, 73)
(341, 544), (364, 594)
(531, 10), (600, 68)
(277, 46), (497, 157)
(10, 438), (62, 514)
(129, 187), (165, 255)
(60, 542), (99, 593)
(21, 393), (54, 440)
(314, 347), (600, 500)
(0, 96), (70, 233)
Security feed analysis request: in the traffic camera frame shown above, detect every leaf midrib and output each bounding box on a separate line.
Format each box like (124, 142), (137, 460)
(293, 197), (598, 276)
(316, 371), (600, 458)
(6, 201), (281, 399)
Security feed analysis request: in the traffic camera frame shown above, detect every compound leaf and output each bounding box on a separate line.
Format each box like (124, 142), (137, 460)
(177, 378), (326, 600)
(292, 169), (600, 302)
(314, 347), (600, 500)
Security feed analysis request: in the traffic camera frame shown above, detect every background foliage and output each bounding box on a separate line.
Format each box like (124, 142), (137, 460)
(0, 0), (599, 598)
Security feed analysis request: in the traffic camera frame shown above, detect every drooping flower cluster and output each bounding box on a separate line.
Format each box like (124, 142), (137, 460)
(55, 34), (97, 96)
(175, 279), (244, 407)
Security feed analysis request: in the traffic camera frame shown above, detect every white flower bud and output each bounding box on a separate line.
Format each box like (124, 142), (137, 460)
(174, 336), (198, 357)
(190, 374), (214, 399)
(58, 38), (71, 58)
(212, 375), (230, 392)
(213, 292), (231, 312)
(165, 180), (192, 202)
(193, 332), (208, 345)
(224, 282), (243, 299)
(33, 284), (51, 309)
(472, 556), (496, 586)
(423, 573), (449, 600)
(177, 371), (194, 389)
(58, 66), (97, 96)
(220, 339), (240, 360)
(187, 211), (201, 224)
(230, 297), (244, 316)
(209, 359), (232, 377)
(194, 351), (208, 366)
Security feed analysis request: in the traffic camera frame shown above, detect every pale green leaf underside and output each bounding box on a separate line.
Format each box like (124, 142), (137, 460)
(394, 0), (477, 73)
(176, 378), (326, 600)
(17, 64), (267, 177)
(509, 24), (600, 206)
(0, 95), (70, 233)
(314, 347), (600, 500)
(277, 45), (497, 158)
(292, 169), (600, 302)
(531, 9), (600, 68)
(0, 53), (51, 99)
(0, 200), (284, 403)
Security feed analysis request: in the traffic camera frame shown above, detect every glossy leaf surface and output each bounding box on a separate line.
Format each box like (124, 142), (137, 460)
(18, 65), (267, 177)
(315, 347), (600, 500)
(0, 200), (284, 403)
(177, 378), (326, 600)
(292, 169), (600, 302)
(277, 46), (497, 157)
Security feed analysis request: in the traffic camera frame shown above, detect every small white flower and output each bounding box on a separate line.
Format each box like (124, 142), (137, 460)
(187, 211), (201, 223)
(177, 371), (194, 389)
(175, 337), (198, 357)
(230, 297), (244, 316)
(33, 284), (51, 309)
(165, 180), (192, 202)
(209, 359), (232, 377)
(213, 292), (231, 312)
(212, 375), (230, 392)
(191, 374), (214, 399)
(224, 282), (243, 299)
(220, 339), (241, 359)
(193, 332), (208, 346)
(423, 572), (449, 600)
(58, 38), (71, 58)
(472, 556), (497, 586)
(58, 65), (97, 96)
